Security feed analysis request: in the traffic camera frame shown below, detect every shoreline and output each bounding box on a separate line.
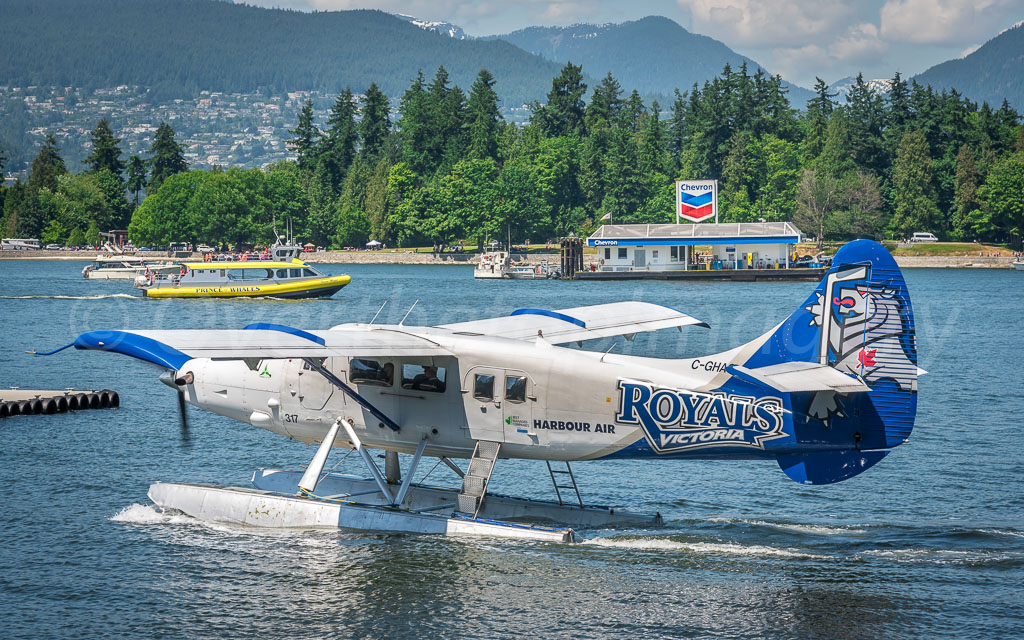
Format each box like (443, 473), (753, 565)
(0, 250), (1018, 269)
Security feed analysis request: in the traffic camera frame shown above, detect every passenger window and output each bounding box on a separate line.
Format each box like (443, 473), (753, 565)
(505, 375), (527, 402)
(350, 358), (393, 386)
(303, 268), (317, 277)
(474, 374), (494, 400)
(290, 268), (303, 278)
(276, 269), (288, 279)
(402, 364), (446, 393)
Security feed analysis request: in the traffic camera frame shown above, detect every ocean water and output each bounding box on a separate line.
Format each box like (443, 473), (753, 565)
(0, 259), (1021, 639)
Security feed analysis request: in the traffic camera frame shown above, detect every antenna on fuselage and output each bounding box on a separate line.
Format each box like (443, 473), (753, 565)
(369, 301), (387, 325)
(600, 343), (617, 362)
(399, 299), (419, 326)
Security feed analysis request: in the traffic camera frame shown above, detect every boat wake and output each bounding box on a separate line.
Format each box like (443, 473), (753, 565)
(707, 517), (868, 536)
(0, 293), (138, 300)
(109, 503), (196, 526)
(582, 535), (827, 558)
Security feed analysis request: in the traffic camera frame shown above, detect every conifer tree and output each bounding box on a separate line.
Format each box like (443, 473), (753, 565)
(951, 144), (981, 240)
(586, 73), (623, 132)
(466, 69), (501, 162)
(890, 130), (940, 238)
(845, 73), (885, 174)
(29, 133), (67, 193)
(398, 70), (431, 176)
(621, 90), (646, 133)
(126, 155), (146, 208)
(85, 118), (125, 177)
(321, 88), (358, 192)
(147, 122), (188, 192)
(531, 61), (587, 138)
(287, 100), (320, 171)
(359, 83), (391, 163)
(804, 78), (837, 160)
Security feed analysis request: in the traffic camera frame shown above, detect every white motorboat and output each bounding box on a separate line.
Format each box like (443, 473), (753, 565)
(82, 255), (179, 280)
(1014, 261), (1024, 271)
(474, 251), (510, 279)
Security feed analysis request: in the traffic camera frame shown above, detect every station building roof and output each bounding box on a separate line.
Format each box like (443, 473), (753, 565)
(586, 222), (803, 247)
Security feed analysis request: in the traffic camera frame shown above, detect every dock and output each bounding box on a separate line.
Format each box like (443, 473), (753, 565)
(0, 389), (119, 417)
(575, 267), (827, 282)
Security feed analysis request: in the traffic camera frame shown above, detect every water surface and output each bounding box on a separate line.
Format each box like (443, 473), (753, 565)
(1, 260), (1021, 639)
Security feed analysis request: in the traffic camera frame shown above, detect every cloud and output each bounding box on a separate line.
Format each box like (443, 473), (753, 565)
(771, 45), (832, 83)
(533, 1), (601, 24)
(766, 22), (888, 82)
(880, 0), (1022, 44)
(830, 23), (888, 63)
(676, 0), (854, 48)
(958, 44), (982, 58)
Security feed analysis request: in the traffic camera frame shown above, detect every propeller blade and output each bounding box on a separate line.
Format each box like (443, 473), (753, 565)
(177, 389), (191, 443)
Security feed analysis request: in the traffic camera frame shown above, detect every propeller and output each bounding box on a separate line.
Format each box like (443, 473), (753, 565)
(176, 388), (190, 442)
(173, 371), (194, 443)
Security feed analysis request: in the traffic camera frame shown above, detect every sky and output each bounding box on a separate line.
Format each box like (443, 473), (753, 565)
(238, 0), (1024, 89)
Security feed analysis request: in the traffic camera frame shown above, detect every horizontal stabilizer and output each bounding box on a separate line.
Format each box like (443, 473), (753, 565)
(440, 301), (707, 344)
(776, 450), (888, 485)
(728, 362), (870, 394)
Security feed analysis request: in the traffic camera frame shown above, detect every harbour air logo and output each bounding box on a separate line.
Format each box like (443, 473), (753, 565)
(616, 381), (787, 453)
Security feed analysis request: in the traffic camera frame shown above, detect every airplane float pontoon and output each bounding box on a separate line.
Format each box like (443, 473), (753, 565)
(40, 240), (919, 542)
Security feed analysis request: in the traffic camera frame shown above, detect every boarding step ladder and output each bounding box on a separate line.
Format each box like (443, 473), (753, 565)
(456, 440), (501, 518)
(546, 460), (583, 507)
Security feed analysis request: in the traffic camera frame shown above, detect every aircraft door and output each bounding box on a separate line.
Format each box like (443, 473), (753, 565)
(297, 357), (338, 410)
(464, 366), (506, 442)
(501, 370), (534, 445)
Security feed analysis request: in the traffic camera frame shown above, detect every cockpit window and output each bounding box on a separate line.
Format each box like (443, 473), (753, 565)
(402, 364), (446, 393)
(303, 268), (317, 277)
(350, 358), (394, 386)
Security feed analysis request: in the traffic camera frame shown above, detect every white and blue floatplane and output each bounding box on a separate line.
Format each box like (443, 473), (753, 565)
(39, 240), (920, 542)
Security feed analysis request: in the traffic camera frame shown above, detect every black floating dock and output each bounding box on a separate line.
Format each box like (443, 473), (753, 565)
(0, 389), (120, 418)
(575, 267), (827, 282)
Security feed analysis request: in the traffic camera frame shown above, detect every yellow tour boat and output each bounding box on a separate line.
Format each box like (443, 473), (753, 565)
(134, 258), (350, 299)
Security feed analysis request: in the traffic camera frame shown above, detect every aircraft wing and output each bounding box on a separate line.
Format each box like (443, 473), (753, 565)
(57, 324), (451, 370)
(438, 302), (708, 344)
(727, 362), (870, 393)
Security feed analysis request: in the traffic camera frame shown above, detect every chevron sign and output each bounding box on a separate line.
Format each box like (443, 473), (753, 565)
(676, 180), (717, 223)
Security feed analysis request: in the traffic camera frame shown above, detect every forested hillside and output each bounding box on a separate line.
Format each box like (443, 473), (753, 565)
(915, 24), (1024, 111)
(489, 17), (814, 106)
(4, 64), (1021, 254)
(0, 0), (562, 105)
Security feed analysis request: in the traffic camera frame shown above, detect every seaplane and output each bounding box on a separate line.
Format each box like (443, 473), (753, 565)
(38, 240), (919, 542)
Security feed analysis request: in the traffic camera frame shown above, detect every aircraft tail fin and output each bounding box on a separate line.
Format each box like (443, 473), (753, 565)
(742, 240), (918, 480)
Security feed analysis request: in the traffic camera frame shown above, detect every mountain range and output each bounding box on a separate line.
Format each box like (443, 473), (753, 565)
(1, 0), (1021, 111)
(914, 22), (1024, 109)
(484, 17), (814, 105)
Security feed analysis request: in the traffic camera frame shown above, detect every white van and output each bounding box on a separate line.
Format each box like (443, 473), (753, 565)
(910, 232), (938, 243)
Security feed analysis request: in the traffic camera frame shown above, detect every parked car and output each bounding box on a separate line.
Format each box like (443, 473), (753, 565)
(137, 246), (152, 252)
(910, 232), (938, 243)
(45, 243), (62, 250)
(197, 244), (215, 253)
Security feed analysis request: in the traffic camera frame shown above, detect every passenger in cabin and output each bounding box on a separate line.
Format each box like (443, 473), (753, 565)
(412, 366), (443, 391)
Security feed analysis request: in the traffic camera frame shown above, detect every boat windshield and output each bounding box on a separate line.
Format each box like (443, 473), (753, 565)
(226, 268), (274, 281)
(274, 267), (321, 279)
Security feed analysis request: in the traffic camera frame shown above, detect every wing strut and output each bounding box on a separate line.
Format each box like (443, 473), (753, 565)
(302, 358), (401, 432)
